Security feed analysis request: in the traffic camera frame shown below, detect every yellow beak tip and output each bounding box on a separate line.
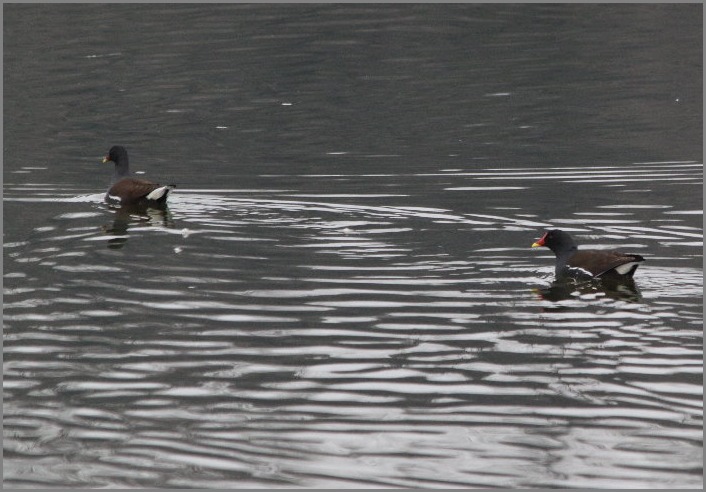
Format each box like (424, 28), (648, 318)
(531, 242), (541, 248)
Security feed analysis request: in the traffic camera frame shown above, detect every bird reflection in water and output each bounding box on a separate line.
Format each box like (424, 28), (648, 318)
(535, 274), (643, 304)
(101, 202), (174, 249)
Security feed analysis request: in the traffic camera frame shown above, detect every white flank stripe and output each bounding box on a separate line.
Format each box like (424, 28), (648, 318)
(567, 266), (594, 277)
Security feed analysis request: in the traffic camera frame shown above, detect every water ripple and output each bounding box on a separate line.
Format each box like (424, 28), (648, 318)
(4, 161), (702, 488)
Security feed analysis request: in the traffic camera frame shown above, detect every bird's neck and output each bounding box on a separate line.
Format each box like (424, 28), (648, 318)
(112, 163), (130, 182)
(555, 245), (577, 262)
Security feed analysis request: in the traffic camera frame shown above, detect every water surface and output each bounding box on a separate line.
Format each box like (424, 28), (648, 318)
(4, 4), (703, 488)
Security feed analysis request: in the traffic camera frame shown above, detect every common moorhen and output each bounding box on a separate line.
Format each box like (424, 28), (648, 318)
(532, 229), (644, 279)
(102, 146), (174, 206)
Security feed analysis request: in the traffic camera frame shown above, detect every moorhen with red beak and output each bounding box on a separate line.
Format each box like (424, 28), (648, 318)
(102, 146), (175, 207)
(532, 229), (644, 279)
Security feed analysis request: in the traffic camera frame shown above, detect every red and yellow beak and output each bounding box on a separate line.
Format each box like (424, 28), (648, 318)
(102, 155), (111, 164)
(531, 233), (547, 248)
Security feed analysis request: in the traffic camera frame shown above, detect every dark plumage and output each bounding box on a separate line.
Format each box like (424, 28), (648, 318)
(532, 229), (644, 279)
(102, 146), (174, 206)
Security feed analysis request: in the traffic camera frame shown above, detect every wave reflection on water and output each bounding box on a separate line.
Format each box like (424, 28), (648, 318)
(3, 161), (702, 488)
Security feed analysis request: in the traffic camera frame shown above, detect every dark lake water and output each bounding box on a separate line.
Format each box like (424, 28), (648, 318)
(3, 4), (703, 488)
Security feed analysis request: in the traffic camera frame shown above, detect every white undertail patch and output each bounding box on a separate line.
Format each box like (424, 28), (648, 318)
(146, 186), (170, 201)
(614, 262), (639, 275)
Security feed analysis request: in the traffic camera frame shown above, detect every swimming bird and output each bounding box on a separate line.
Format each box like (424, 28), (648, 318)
(532, 229), (644, 279)
(102, 145), (174, 207)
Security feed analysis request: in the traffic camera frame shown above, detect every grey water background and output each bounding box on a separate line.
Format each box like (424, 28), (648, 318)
(3, 3), (703, 488)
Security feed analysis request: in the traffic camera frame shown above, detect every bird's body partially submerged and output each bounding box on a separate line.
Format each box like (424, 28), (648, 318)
(102, 146), (174, 207)
(532, 229), (644, 279)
